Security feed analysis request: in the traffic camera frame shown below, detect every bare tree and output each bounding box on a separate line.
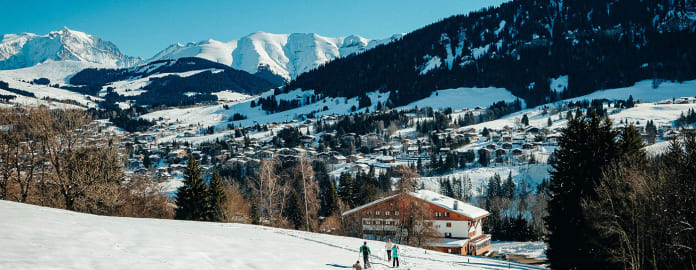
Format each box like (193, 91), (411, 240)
(249, 158), (287, 224)
(393, 165), (419, 193)
(293, 158), (317, 231)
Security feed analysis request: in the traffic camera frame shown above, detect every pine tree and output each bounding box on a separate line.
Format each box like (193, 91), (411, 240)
(175, 156), (208, 221)
(284, 191), (304, 229)
(521, 114), (529, 126)
(338, 173), (354, 207)
(206, 170), (228, 222)
(545, 112), (620, 270)
(547, 117), (552, 127)
(618, 124), (645, 160)
(502, 172), (515, 199)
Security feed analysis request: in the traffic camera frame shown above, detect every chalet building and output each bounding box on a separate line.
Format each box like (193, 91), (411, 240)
(342, 190), (492, 256)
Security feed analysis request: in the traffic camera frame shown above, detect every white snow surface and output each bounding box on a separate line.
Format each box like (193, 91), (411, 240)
(491, 241), (547, 259)
(148, 31), (403, 80)
(400, 87), (524, 110)
(0, 27), (140, 70)
(0, 60), (110, 84)
(549, 75), (568, 93)
(0, 200), (545, 270)
(462, 79), (696, 131)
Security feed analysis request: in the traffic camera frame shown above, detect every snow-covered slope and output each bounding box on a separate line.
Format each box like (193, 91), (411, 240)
(0, 27), (140, 70)
(0, 60), (110, 85)
(148, 31), (403, 80)
(0, 200), (543, 270)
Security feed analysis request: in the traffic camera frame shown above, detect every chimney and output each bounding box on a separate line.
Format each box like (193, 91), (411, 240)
(453, 201), (459, 210)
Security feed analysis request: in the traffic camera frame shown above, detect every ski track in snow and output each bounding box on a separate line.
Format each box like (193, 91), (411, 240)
(0, 200), (546, 270)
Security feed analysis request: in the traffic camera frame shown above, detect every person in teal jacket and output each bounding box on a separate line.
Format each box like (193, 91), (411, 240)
(359, 241), (371, 268)
(391, 244), (400, 268)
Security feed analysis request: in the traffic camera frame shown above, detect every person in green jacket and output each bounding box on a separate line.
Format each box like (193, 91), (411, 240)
(359, 241), (371, 268)
(392, 244), (400, 268)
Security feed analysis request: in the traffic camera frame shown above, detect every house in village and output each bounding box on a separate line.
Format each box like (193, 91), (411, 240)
(342, 190), (492, 256)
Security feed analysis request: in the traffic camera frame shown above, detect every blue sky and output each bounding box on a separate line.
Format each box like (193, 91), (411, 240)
(1, 0), (507, 58)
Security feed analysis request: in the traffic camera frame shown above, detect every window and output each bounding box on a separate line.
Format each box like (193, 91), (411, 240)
(385, 211), (390, 216)
(363, 220), (371, 225)
(385, 220), (392, 225)
(367, 211), (372, 216)
(375, 220), (381, 225)
(375, 211), (380, 216)
(394, 211), (399, 216)
(446, 222), (452, 228)
(445, 232), (452, 237)
(448, 248), (452, 253)
(444, 212), (449, 217)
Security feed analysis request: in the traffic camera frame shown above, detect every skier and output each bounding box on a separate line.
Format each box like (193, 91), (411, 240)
(353, 260), (362, 270)
(385, 238), (393, 262)
(392, 244), (400, 268)
(359, 241), (371, 268)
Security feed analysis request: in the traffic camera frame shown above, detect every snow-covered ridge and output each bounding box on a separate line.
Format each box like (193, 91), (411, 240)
(0, 27), (141, 70)
(148, 31), (404, 80)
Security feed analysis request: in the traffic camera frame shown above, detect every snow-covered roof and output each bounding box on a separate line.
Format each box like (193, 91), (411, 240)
(410, 190), (489, 220)
(341, 189), (489, 220)
(341, 193), (401, 217)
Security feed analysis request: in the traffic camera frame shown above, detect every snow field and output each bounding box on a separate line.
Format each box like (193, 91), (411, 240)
(0, 200), (545, 270)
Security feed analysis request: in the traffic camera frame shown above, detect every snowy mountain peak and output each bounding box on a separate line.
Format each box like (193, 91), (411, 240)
(148, 31), (401, 81)
(0, 28), (141, 70)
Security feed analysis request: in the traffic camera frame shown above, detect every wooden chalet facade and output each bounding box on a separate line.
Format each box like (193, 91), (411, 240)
(342, 190), (492, 256)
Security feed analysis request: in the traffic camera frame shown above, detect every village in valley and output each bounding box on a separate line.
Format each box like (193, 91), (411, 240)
(106, 88), (696, 263)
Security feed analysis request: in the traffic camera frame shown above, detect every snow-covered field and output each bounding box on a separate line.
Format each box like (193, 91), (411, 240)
(461, 79), (696, 131)
(0, 200), (545, 270)
(418, 164), (552, 196)
(491, 242), (546, 259)
(400, 87), (524, 111)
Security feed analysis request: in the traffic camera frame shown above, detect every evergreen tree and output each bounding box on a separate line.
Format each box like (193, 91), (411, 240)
(545, 112), (620, 270)
(316, 161), (339, 217)
(521, 114), (529, 126)
(206, 170), (228, 222)
(547, 117), (553, 127)
(175, 156), (208, 221)
(338, 173), (355, 207)
(502, 172), (516, 199)
(618, 124), (645, 160)
(284, 191), (304, 229)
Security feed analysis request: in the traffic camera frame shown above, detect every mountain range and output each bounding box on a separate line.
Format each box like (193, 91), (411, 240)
(148, 32), (403, 81)
(0, 27), (141, 70)
(0, 28), (402, 82)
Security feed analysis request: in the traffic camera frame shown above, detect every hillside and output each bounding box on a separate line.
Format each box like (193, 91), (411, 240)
(0, 200), (544, 270)
(288, 0), (696, 107)
(68, 57), (276, 107)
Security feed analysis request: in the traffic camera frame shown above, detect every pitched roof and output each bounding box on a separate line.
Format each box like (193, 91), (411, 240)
(410, 190), (489, 220)
(341, 189), (489, 220)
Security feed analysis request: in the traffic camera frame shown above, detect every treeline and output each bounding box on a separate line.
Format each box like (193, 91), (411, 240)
(0, 107), (172, 218)
(482, 173), (546, 241)
(288, 0), (696, 107)
(316, 110), (409, 137)
(677, 108), (696, 126)
(420, 99), (522, 132)
(69, 57), (275, 107)
(0, 80), (36, 98)
(545, 110), (696, 269)
(89, 106), (155, 133)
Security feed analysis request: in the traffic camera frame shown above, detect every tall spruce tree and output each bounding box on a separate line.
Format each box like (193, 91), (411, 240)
(175, 155), (208, 221)
(545, 112), (620, 270)
(284, 191), (304, 229)
(338, 173), (354, 207)
(206, 170), (228, 222)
